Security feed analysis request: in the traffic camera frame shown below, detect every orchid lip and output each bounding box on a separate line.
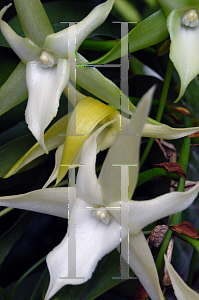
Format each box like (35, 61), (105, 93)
(181, 9), (198, 28)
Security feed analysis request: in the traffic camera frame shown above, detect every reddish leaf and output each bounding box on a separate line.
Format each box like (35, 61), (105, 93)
(166, 102), (191, 116)
(134, 284), (149, 300)
(154, 162), (186, 178)
(189, 131), (199, 138)
(170, 221), (199, 239)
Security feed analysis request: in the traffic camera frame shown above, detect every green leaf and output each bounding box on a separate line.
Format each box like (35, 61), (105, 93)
(0, 62), (28, 116)
(0, 134), (36, 178)
(0, 121), (29, 147)
(0, 212), (35, 266)
(89, 9), (169, 65)
(49, 249), (135, 300)
(13, 0), (53, 47)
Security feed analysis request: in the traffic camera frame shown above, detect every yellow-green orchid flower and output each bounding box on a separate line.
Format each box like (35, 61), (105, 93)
(5, 93), (199, 183)
(164, 255), (199, 299)
(0, 88), (199, 299)
(157, 0), (199, 101)
(0, 0), (115, 152)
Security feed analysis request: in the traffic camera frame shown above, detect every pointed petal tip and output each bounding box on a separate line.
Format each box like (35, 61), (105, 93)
(0, 3), (12, 20)
(25, 111), (49, 154)
(136, 84), (156, 117)
(164, 255), (199, 299)
(142, 84), (156, 104)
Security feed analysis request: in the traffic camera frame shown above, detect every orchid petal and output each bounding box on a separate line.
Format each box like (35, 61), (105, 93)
(142, 122), (199, 139)
(43, 0), (115, 57)
(111, 113), (199, 139)
(0, 188), (70, 218)
(98, 87), (154, 205)
(110, 183), (199, 235)
(76, 120), (115, 207)
(0, 62), (28, 116)
(45, 197), (121, 300)
(168, 9), (199, 101)
(75, 53), (135, 115)
(128, 182), (199, 235)
(164, 255), (199, 299)
(126, 232), (164, 300)
(0, 5), (41, 64)
(25, 58), (69, 153)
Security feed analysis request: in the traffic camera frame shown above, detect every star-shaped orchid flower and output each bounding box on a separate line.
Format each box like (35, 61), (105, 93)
(164, 255), (199, 299)
(157, 0), (199, 101)
(0, 0), (115, 152)
(0, 88), (199, 299)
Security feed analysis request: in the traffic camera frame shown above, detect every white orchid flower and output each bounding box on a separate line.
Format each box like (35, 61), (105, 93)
(0, 0), (115, 152)
(0, 88), (199, 299)
(164, 255), (199, 299)
(157, 0), (199, 101)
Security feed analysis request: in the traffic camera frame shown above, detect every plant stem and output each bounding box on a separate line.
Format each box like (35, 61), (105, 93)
(139, 58), (173, 168)
(0, 207), (14, 218)
(156, 117), (191, 274)
(137, 167), (180, 187)
(156, 59), (173, 123)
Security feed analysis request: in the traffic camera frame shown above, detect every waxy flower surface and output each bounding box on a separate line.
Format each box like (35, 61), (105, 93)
(0, 0), (115, 152)
(0, 89), (199, 299)
(164, 255), (199, 299)
(158, 0), (199, 101)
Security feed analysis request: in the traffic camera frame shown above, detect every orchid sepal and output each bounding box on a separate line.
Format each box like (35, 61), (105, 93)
(164, 255), (199, 299)
(43, 0), (115, 57)
(0, 4), (41, 64)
